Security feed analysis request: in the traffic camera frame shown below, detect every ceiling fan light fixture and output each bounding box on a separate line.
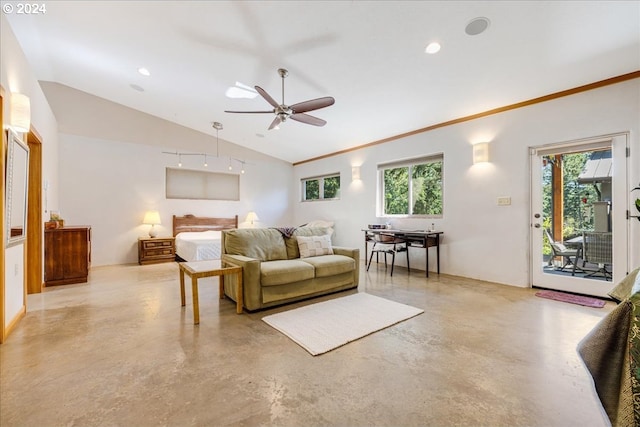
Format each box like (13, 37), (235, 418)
(225, 68), (334, 130)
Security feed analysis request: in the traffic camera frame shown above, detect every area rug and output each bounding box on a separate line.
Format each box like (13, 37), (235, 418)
(535, 289), (606, 308)
(262, 293), (424, 356)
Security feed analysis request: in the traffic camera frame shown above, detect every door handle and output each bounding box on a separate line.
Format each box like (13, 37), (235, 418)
(534, 223), (541, 228)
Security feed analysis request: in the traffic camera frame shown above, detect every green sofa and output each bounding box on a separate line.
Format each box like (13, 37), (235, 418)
(221, 227), (359, 311)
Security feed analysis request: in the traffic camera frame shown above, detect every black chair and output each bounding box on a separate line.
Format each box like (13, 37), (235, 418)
(366, 232), (409, 276)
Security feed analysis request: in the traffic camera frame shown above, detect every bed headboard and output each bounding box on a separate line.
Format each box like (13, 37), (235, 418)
(173, 215), (238, 236)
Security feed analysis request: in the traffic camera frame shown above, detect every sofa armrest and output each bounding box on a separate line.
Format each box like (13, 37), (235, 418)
(332, 246), (360, 286)
(222, 254), (262, 311)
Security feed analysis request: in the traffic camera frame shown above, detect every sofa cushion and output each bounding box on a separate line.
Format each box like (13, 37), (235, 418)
(260, 260), (315, 286)
(223, 228), (287, 261)
(285, 227), (331, 259)
(300, 254), (356, 278)
(297, 234), (334, 258)
(608, 267), (640, 302)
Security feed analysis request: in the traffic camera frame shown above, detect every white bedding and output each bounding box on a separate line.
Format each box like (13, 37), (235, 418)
(175, 230), (222, 261)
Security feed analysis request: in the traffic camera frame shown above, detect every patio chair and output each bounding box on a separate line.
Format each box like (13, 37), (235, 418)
(544, 229), (579, 273)
(366, 232), (409, 276)
(582, 231), (613, 280)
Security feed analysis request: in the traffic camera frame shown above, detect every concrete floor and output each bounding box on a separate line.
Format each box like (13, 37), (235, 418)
(1, 261), (614, 426)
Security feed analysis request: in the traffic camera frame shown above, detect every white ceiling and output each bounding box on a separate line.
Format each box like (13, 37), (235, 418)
(5, 1), (640, 164)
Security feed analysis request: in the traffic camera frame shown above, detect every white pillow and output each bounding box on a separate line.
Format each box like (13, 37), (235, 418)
(303, 220), (335, 236)
(297, 234), (334, 258)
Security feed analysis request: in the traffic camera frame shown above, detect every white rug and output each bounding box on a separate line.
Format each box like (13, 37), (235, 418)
(262, 293), (424, 356)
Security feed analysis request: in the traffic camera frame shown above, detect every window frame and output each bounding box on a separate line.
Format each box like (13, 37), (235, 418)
(301, 173), (341, 202)
(377, 154), (444, 218)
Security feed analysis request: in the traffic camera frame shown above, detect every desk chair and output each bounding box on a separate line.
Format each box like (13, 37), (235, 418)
(366, 232), (409, 276)
(582, 231), (612, 280)
(544, 229), (579, 273)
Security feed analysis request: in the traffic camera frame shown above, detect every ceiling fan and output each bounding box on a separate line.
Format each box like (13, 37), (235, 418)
(225, 68), (335, 130)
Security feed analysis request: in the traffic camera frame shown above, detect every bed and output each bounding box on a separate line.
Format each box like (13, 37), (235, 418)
(173, 215), (238, 261)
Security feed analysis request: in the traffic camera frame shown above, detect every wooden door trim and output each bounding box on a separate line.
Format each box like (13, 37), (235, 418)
(27, 130), (43, 294)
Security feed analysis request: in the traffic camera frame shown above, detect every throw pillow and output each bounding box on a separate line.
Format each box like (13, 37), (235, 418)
(297, 234), (334, 258)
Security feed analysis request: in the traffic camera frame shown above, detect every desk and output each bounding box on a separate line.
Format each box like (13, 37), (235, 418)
(363, 229), (443, 277)
(178, 260), (243, 324)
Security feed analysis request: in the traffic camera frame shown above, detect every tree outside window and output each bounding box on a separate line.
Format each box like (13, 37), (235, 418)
(302, 174), (340, 201)
(380, 156), (443, 216)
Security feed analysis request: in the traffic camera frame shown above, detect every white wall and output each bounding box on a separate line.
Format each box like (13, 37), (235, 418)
(1, 14), (60, 330)
(59, 133), (293, 266)
(293, 80), (640, 287)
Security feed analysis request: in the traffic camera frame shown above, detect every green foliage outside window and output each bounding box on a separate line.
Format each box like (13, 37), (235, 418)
(324, 176), (340, 199)
(542, 152), (598, 241)
(382, 158), (443, 216)
(384, 168), (409, 214)
(302, 174), (340, 201)
(305, 179), (320, 200)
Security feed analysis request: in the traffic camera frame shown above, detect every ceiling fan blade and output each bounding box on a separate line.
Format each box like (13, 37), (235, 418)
(255, 86), (280, 109)
(290, 97), (335, 114)
(268, 116), (282, 130)
(290, 113), (327, 127)
(224, 110), (273, 114)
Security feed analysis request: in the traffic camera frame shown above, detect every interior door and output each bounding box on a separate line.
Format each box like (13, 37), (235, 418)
(530, 134), (629, 297)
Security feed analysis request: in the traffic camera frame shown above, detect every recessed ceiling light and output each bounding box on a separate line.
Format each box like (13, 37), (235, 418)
(138, 67), (150, 76)
(425, 42), (441, 54)
(465, 17), (490, 36)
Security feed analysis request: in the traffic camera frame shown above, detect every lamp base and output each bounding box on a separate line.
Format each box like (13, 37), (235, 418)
(148, 225), (158, 238)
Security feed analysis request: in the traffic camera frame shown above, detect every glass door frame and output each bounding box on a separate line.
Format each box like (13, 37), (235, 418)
(529, 133), (629, 297)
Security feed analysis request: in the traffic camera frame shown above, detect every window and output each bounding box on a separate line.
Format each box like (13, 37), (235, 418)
(302, 173), (340, 201)
(378, 154), (443, 216)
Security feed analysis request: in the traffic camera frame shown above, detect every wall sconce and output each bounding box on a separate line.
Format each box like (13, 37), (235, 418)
(352, 166), (361, 181)
(10, 93), (31, 133)
(245, 211), (260, 227)
(143, 211), (161, 238)
(473, 142), (490, 164)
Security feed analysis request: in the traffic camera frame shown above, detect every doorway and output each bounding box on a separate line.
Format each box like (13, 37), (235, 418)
(530, 133), (629, 297)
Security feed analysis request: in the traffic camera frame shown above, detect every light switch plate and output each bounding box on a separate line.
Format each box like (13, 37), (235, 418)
(497, 196), (511, 206)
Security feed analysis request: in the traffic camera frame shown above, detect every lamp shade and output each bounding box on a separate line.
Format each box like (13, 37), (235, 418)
(245, 211), (259, 224)
(473, 142), (490, 164)
(143, 211), (161, 225)
(10, 93), (31, 133)
(351, 166), (361, 181)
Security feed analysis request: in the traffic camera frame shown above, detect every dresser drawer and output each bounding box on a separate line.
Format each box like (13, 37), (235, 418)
(145, 247), (174, 257)
(143, 240), (173, 249)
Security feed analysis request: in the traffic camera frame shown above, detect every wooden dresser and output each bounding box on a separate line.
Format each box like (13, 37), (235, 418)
(44, 226), (92, 286)
(138, 237), (175, 265)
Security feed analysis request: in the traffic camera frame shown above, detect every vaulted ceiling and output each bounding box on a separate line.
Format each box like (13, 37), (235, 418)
(5, 1), (640, 163)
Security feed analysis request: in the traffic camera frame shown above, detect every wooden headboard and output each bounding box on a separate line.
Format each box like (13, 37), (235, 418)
(172, 215), (238, 236)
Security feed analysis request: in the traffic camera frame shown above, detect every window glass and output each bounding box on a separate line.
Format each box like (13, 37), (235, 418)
(302, 174), (340, 201)
(379, 155), (443, 217)
(324, 176), (340, 199)
(305, 179), (320, 200)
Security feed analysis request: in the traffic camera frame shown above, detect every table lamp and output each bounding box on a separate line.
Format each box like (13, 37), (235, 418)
(143, 211), (161, 238)
(245, 211), (260, 228)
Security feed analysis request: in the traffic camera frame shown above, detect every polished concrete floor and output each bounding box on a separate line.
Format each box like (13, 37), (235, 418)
(1, 261), (614, 427)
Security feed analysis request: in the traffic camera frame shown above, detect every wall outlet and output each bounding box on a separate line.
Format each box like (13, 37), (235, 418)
(497, 196), (511, 206)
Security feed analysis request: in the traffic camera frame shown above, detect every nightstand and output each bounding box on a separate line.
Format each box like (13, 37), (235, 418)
(138, 237), (175, 265)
